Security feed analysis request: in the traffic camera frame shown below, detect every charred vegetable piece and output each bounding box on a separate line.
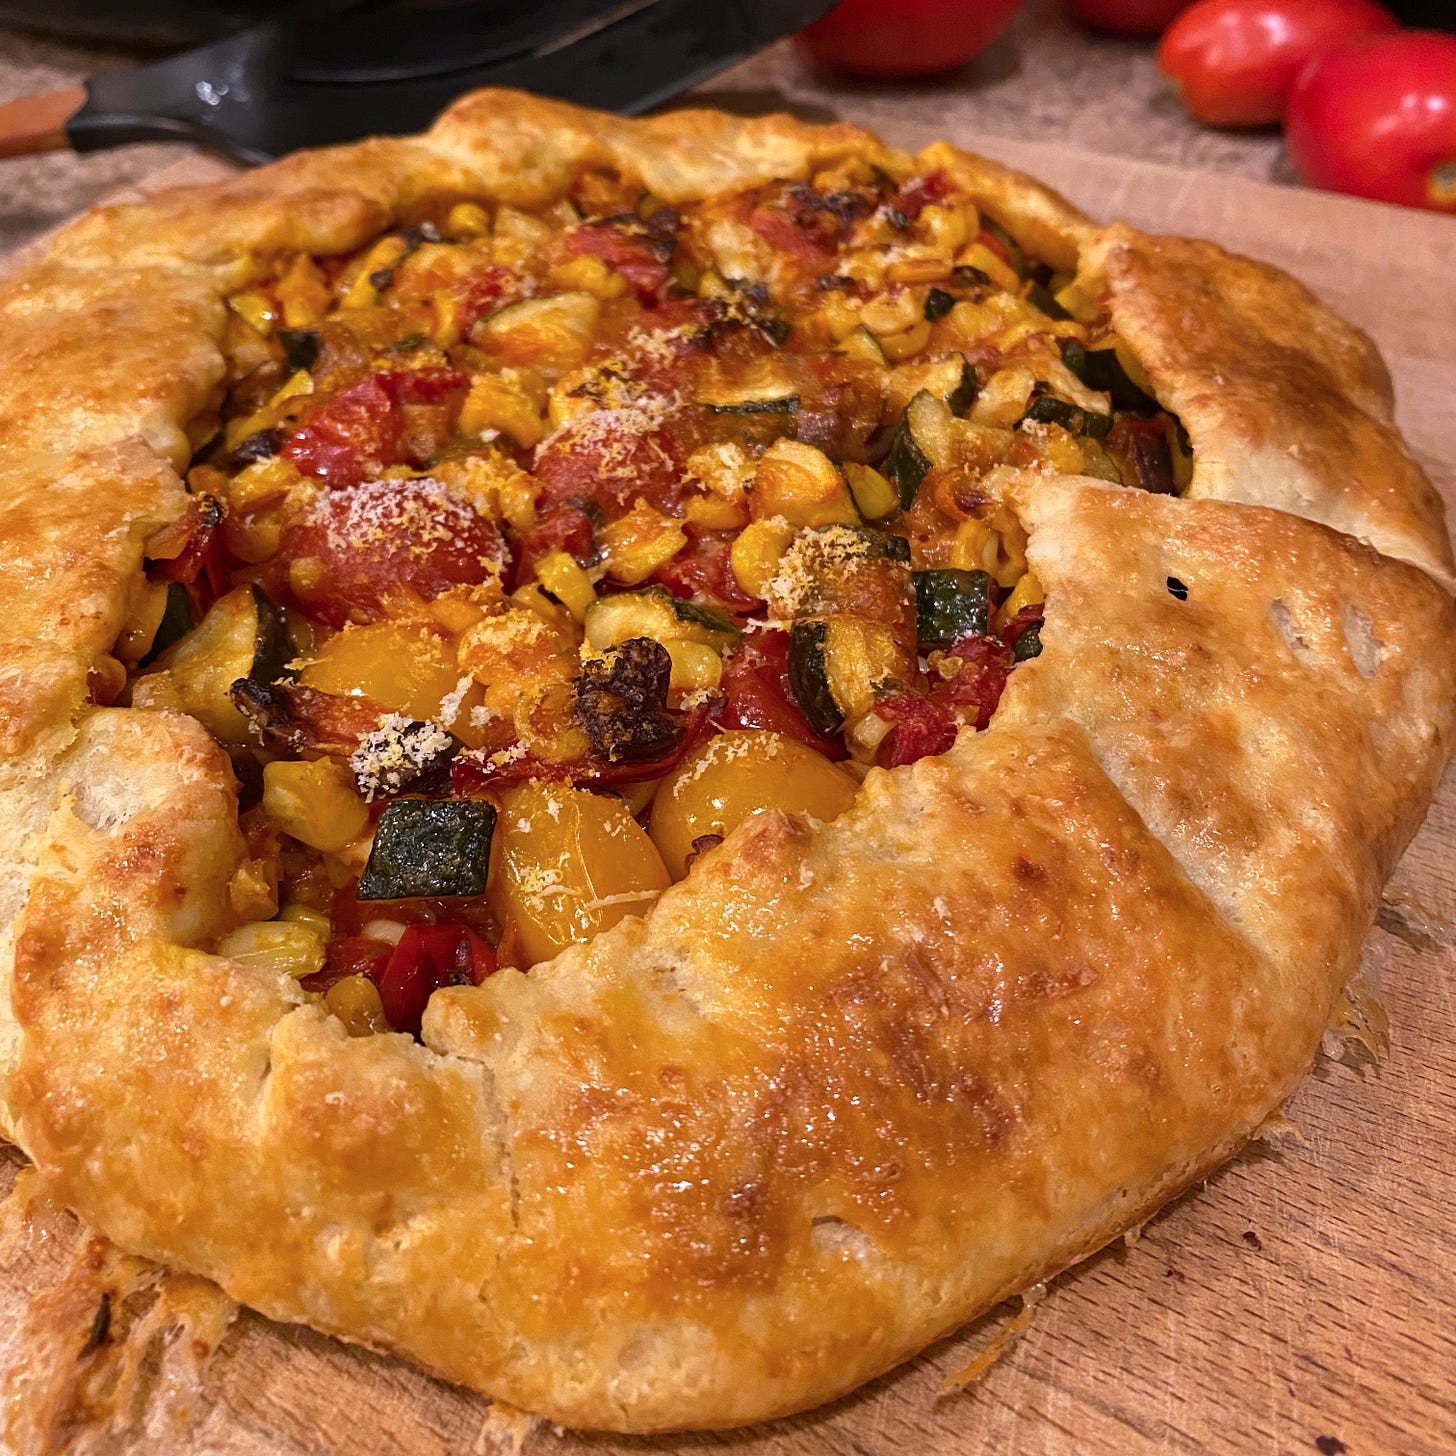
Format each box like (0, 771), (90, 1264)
(924, 287), (956, 321)
(575, 638), (682, 762)
(1022, 394), (1113, 439)
(836, 524), (911, 563)
(230, 428), (281, 466)
(950, 264), (992, 289)
(1059, 340), (1160, 413)
(350, 716), (460, 800)
(914, 569), (992, 645)
(145, 583), (289, 744)
(787, 620), (843, 737)
(356, 798), (497, 901)
(277, 328), (321, 372)
(1012, 620), (1043, 661)
(231, 680), (387, 757)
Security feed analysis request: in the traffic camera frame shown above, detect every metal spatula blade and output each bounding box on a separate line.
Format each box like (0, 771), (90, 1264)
(1, 0), (834, 165)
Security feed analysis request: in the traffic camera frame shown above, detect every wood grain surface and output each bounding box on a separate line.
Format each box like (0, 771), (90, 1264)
(2, 127), (1454, 1456)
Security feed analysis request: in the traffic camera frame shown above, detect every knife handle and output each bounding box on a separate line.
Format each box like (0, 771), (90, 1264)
(0, 86), (86, 159)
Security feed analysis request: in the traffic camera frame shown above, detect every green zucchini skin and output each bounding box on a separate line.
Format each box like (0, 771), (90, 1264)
(1059, 340), (1160, 414)
(884, 406), (933, 511)
(277, 328), (321, 372)
(924, 288), (956, 322)
(143, 581), (194, 666)
(787, 620), (844, 737)
(703, 395), (799, 415)
(357, 798), (498, 901)
(913, 569), (992, 646)
(1024, 282), (1073, 321)
(1012, 620), (1044, 662)
(946, 358), (978, 417)
(249, 584), (293, 686)
(1022, 394), (1113, 440)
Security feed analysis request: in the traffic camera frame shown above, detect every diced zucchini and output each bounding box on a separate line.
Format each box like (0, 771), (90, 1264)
(141, 581), (193, 665)
(697, 372), (800, 414)
(923, 287), (957, 321)
(1022, 394), (1112, 440)
(947, 357), (978, 416)
(356, 798), (498, 901)
(914, 569), (992, 646)
(1012, 620), (1043, 662)
(1023, 282), (1073, 321)
(584, 586), (739, 653)
(143, 583), (289, 744)
(277, 328), (320, 372)
(883, 390), (952, 510)
(787, 620), (842, 736)
(789, 615), (910, 735)
(1059, 340), (1159, 413)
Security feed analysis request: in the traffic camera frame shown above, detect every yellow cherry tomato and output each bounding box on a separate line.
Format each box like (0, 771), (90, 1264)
(300, 619), (486, 746)
(649, 729), (859, 880)
(488, 783), (670, 966)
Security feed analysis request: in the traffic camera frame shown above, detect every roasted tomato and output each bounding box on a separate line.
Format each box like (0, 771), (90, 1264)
(558, 210), (680, 303)
(375, 923), (497, 1035)
(797, 0), (1026, 77)
(277, 476), (510, 627)
(1158, 0), (1399, 126)
(1286, 32), (1456, 211)
(282, 368), (468, 488)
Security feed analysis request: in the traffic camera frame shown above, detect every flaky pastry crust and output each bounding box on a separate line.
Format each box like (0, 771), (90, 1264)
(0, 91), (1453, 1432)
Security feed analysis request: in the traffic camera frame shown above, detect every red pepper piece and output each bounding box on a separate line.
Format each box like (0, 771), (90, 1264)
(375, 922), (497, 1035)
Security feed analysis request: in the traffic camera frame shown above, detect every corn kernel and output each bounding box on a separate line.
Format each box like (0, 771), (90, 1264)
(262, 759), (369, 853)
(228, 291), (275, 334)
(999, 570), (1045, 627)
(665, 641), (723, 694)
(326, 975), (392, 1035)
(275, 254), (331, 329)
(217, 919), (326, 979)
(446, 201), (492, 238)
(750, 441), (859, 528)
(341, 235), (409, 310)
(227, 456), (303, 512)
(279, 902), (333, 939)
(1054, 281), (1102, 324)
(950, 518), (1000, 575)
(843, 462), (899, 521)
(600, 503), (689, 586)
(730, 517), (797, 599)
(547, 253), (629, 300)
(459, 372), (545, 448)
(956, 241), (1021, 293)
(534, 549), (598, 621)
(684, 492), (749, 531)
(878, 320), (932, 362)
(860, 291), (923, 337)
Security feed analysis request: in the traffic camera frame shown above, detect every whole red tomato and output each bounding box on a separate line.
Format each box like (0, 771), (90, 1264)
(1286, 32), (1456, 211)
(1158, 0), (1399, 127)
(796, 0), (1025, 77)
(1064, 0), (1192, 36)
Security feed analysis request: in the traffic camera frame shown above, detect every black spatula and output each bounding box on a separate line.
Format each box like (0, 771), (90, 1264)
(0, 0), (833, 164)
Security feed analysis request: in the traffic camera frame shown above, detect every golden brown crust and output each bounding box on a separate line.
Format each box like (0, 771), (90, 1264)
(1085, 226), (1456, 590)
(0, 90), (1453, 1433)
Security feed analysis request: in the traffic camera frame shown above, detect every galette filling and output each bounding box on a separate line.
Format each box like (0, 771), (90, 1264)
(104, 159), (1190, 1035)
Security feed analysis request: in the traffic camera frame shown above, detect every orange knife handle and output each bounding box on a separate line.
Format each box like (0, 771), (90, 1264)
(0, 86), (86, 159)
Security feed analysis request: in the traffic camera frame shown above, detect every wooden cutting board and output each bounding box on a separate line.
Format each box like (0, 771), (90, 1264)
(2, 116), (1455, 1456)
